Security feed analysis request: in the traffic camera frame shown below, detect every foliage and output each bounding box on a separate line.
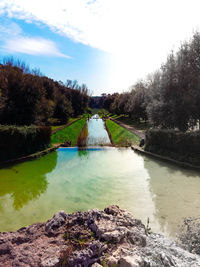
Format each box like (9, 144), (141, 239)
(98, 109), (109, 118)
(0, 125), (51, 162)
(0, 58), (89, 126)
(86, 107), (92, 114)
(77, 124), (88, 147)
(102, 32), (200, 131)
(50, 118), (80, 131)
(106, 119), (139, 146)
(89, 94), (107, 109)
(60, 222), (96, 266)
(103, 93), (119, 112)
(116, 115), (150, 132)
(53, 92), (73, 124)
(51, 119), (85, 146)
(145, 129), (200, 165)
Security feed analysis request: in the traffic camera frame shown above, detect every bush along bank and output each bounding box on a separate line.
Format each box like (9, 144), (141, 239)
(145, 129), (200, 166)
(0, 125), (51, 162)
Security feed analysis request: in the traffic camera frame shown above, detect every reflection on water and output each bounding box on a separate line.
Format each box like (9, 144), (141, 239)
(0, 152), (57, 210)
(0, 147), (200, 239)
(144, 156), (200, 237)
(78, 149), (89, 158)
(0, 152), (57, 230)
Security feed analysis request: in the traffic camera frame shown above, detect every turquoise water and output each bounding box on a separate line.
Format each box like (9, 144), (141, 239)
(0, 116), (200, 238)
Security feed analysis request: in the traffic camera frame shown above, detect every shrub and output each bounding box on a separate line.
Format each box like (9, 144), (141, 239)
(0, 125), (51, 162)
(77, 125), (88, 147)
(47, 117), (62, 126)
(86, 107), (92, 114)
(145, 129), (200, 165)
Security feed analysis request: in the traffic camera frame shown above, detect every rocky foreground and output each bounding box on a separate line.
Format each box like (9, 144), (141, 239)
(0, 205), (200, 267)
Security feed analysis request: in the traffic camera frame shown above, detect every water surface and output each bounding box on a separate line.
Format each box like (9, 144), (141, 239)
(0, 147), (200, 238)
(0, 116), (200, 238)
(86, 114), (111, 145)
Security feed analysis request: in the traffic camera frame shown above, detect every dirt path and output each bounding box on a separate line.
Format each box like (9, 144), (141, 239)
(110, 118), (145, 139)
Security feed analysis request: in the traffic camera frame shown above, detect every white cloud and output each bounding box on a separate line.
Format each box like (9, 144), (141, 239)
(0, 17), (70, 58)
(3, 36), (71, 58)
(0, 21), (22, 36)
(1, 0), (200, 91)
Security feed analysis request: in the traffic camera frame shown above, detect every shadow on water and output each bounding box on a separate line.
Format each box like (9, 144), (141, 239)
(0, 151), (58, 210)
(143, 155), (200, 236)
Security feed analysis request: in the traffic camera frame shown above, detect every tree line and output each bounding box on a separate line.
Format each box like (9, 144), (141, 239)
(0, 58), (89, 126)
(103, 32), (200, 132)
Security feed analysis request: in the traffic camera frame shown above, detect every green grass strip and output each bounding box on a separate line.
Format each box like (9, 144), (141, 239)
(106, 119), (139, 146)
(51, 125), (65, 131)
(51, 117), (81, 131)
(117, 115), (150, 132)
(51, 119), (86, 146)
(110, 114), (123, 119)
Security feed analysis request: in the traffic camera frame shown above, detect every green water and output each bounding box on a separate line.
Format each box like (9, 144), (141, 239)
(0, 147), (200, 238)
(1, 116), (200, 238)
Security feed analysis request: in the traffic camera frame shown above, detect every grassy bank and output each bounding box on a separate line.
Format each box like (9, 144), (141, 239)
(51, 119), (86, 146)
(51, 117), (80, 132)
(106, 119), (139, 146)
(110, 114), (150, 132)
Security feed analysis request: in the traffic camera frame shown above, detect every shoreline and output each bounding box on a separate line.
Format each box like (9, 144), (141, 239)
(131, 144), (200, 171)
(0, 145), (60, 169)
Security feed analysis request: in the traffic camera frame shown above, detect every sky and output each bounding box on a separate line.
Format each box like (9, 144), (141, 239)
(0, 0), (200, 95)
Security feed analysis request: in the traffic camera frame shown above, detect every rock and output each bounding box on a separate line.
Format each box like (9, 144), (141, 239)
(0, 206), (200, 267)
(45, 210), (67, 234)
(0, 242), (12, 255)
(118, 255), (143, 267)
(106, 256), (118, 266)
(40, 256), (60, 267)
(127, 230), (146, 247)
(67, 241), (104, 266)
(92, 263), (102, 267)
(104, 205), (121, 215)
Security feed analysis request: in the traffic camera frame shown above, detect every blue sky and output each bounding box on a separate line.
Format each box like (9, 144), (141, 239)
(0, 0), (200, 95)
(0, 16), (112, 95)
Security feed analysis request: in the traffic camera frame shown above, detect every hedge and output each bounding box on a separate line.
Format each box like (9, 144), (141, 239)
(145, 129), (200, 165)
(0, 125), (51, 162)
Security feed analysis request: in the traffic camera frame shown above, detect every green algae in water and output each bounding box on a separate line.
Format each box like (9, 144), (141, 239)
(1, 115), (200, 237)
(0, 147), (200, 239)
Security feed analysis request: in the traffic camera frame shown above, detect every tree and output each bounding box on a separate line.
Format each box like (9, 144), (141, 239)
(125, 82), (148, 122)
(0, 60), (89, 125)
